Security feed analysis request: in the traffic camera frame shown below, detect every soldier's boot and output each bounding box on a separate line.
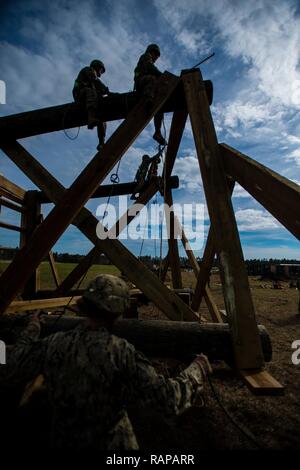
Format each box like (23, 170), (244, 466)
(153, 131), (167, 146)
(153, 112), (167, 146)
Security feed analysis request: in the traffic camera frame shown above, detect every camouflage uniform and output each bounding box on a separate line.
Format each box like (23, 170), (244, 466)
(130, 155), (152, 200)
(3, 319), (206, 450)
(73, 66), (109, 147)
(134, 50), (164, 142)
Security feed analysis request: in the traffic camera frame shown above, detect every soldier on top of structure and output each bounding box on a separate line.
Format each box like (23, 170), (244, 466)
(73, 59), (109, 151)
(1, 274), (212, 450)
(134, 44), (167, 147)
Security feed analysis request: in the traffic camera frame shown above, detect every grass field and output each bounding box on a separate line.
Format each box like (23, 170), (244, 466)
(0, 261), (120, 290)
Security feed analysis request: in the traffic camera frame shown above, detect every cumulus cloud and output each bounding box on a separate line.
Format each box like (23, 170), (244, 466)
(173, 155), (202, 191)
(235, 208), (279, 231)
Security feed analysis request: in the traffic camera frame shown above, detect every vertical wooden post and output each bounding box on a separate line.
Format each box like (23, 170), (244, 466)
(176, 216), (223, 323)
(192, 179), (235, 311)
(164, 187), (182, 288)
(183, 70), (264, 370)
(161, 109), (188, 290)
(20, 190), (41, 299)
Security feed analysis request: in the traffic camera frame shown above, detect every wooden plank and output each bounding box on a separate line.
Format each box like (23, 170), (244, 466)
(0, 188), (25, 205)
(0, 174), (26, 200)
(0, 81), (213, 140)
(20, 191), (41, 299)
(192, 179), (235, 312)
(164, 188), (183, 289)
(161, 109), (188, 289)
(0, 221), (25, 232)
(5, 296), (80, 314)
(0, 197), (25, 213)
(0, 73), (181, 313)
(38, 176), (179, 203)
(221, 143), (300, 241)
(0, 147), (198, 322)
(240, 370), (284, 396)
(183, 70), (264, 369)
(163, 109), (188, 180)
(178, 216), (223, 323)
(47, 251), (60, 288)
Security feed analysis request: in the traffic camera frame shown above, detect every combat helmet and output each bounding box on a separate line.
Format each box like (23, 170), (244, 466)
(146, 44), (160, 56)
(90, 59), (106, 73)
(83, 274), (130, 315)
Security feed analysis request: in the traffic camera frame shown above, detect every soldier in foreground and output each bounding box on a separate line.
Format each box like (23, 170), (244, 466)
(3, 274), (212, 450)
(134, 44), (167, 146)
(73, 59), (109, 151)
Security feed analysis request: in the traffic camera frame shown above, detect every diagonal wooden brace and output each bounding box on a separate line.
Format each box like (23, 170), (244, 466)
(0, 141), (198, 321)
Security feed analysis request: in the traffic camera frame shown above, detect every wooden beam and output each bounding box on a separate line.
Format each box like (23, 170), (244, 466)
(192, 179), (235, 312)
(20, 191), (41, 299)
(0, 147), (198, 321)
(0, 80), (212, 141)
(0, 198), (25, 213)
(164, 188), (183, 289)
(5, 296), (80, 314)
(38, 177), (179, 204)
(0, 174), (26, 201)
(161, 108), (188, 289)
(163, 109), (188, 180)
(183, 70), (264, 370)
(0, 72), (181, 313)
(0, 221), (25, 233)
(0, 188), (25, 205)
(47, 251), (60, 288)
(177, 216), (223, 323)
(221, 143), (300, 241)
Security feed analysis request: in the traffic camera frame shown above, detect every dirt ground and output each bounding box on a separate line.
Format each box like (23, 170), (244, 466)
(1, 274), (300, 451)
(131, 274), (300, 450)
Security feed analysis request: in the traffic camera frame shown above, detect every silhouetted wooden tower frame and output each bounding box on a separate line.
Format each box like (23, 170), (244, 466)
(1, 68), (297, 394)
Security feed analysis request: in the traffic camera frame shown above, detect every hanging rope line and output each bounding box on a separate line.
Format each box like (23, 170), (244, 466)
(62, 104), (81, 140)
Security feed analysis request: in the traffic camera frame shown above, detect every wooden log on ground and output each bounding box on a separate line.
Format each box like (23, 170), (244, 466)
(0, 80), (213, 141)
(0, 316), (272, 363)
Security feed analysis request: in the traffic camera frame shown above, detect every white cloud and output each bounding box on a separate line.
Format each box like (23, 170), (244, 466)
(235, 208), (279, 231)
(285, 148), (300, 166)
(173, 155), (202, 191)
(232, 183), (251, 199)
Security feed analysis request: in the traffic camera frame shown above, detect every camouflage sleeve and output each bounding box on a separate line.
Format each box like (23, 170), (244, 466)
(118, 340), (204, 416)
(140, 54), (162, 77)
(95, 79), (109, 96)
(2, 318), (47, 386)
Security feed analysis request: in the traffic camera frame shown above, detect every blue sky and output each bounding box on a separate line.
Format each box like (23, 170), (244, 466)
(0, 0), (299, 260)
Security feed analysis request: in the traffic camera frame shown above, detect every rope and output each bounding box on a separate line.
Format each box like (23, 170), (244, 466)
(62, 103), (81, 140)
(207, 375), (263, 449)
